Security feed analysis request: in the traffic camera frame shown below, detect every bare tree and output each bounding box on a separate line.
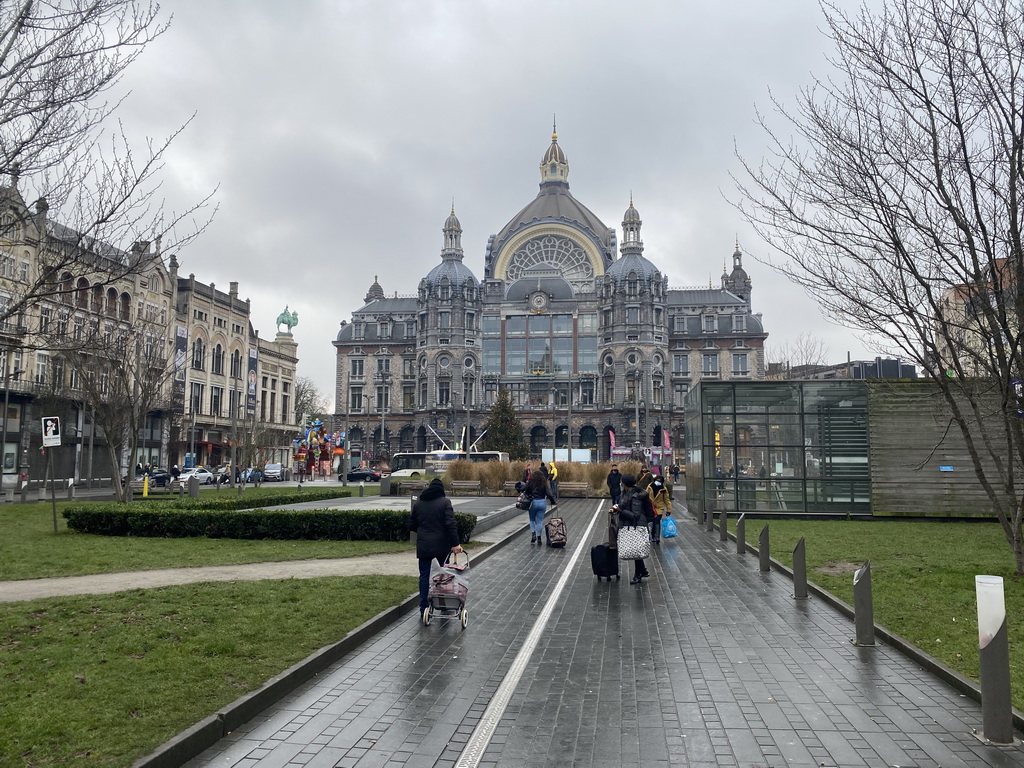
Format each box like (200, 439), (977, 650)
(734, 0), (1024, 571)
(765, 332), (831, 379)
(0, 0), (215, 333)
(294, 376), (329, 425)
(53, 312), (175, 501)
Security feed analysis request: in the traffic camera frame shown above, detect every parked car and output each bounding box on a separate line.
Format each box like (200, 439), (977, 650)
(124, 467), (171, 487)
(179, 466), (216, 485)
(262, 462), (283, 481)
(346, 467), (382, 483)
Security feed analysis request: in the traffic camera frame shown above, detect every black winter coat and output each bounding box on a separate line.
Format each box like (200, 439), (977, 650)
(617, 487), (650, 527)
(409, 484), (460, 560)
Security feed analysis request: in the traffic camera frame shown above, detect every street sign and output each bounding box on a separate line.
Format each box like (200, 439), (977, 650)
(42, 417), (61, 447)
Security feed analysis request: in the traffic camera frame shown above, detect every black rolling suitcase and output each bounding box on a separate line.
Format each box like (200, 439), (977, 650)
(545, 517), (567, 547)
(591, 543), (619, 580)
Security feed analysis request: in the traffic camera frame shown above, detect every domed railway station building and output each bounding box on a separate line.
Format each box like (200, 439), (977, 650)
(332, 132), (768, 465)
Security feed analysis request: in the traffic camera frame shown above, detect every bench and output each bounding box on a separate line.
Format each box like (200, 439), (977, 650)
(556, 481), (590, 498)
(502, 481), (520, 496)
(449, 480), (483, 496)
(398, 479), (429, 495)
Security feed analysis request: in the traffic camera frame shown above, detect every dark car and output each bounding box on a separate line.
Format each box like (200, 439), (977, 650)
(125, 467), (171, 486)
(346, 468), (382, 483)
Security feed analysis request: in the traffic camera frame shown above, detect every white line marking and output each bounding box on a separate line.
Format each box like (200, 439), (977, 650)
(454, 501), (605, 768)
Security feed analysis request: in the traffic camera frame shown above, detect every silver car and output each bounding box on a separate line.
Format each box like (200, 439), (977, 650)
(263, 462), (283, 481)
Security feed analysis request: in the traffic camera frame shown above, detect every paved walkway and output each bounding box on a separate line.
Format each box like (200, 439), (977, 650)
(164, 499), (1024, 768)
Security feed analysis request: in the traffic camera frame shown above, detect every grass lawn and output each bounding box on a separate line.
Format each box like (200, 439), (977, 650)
(0, 500), (413, 581)
(0, 576), (417, 768)
(733, 517), (1024, 709)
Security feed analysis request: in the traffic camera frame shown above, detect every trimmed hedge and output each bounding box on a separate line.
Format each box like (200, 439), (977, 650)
(110, 487), (352, 510)
(62, 506), (476, 544)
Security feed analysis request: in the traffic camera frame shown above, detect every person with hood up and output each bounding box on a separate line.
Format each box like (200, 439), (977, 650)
(649, 474), (672, 544)
(409, 478), (463, 618)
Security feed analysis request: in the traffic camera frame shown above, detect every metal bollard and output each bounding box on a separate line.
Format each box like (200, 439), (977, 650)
(736, 513), (746, 555)
(705, 503), (714, 532)
(852, 561), (876, 646)
(759, 524), (770, 572)
(793, 537), (808, 599)
(976, 575), (1013, 744)
(719, 509), (728, 541)
(359, 481), (365, 497)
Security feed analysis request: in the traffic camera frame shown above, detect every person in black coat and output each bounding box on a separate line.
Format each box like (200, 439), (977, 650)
(409, 478), (463, 616)
(606, 464), (622, 507)
(613, 473), (651, 584)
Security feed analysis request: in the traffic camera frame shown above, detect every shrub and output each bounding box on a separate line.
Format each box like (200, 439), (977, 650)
(63, 506), (476, 544)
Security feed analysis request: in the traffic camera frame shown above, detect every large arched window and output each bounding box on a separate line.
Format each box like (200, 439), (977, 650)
(230, 349), (242, 378)
(192, 338), (206, 369)
(212, 344), (224, 375)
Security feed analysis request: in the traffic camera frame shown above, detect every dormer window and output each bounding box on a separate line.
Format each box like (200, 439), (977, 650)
(439, 281), (451, 301)
(378, 321), (390, 338)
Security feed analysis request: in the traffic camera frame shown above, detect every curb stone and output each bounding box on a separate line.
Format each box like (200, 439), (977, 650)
(130, 517), (530, 768)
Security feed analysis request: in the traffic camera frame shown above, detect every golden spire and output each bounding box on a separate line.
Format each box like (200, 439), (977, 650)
(552, 113), (557, 141)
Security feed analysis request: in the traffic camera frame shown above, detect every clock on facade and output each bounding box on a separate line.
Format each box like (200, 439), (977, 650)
(529, 291), (549, 312)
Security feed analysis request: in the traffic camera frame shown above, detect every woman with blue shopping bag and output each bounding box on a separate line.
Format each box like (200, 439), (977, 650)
(651, 475), (677, 539)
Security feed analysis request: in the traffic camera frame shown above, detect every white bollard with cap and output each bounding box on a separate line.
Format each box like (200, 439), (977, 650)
(976, 575), (1013, 744)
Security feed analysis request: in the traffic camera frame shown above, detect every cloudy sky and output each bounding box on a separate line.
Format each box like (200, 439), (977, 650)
(109, 0), (879, 406)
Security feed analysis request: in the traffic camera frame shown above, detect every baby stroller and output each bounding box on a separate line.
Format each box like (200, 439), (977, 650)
(422, 551), (470, 628)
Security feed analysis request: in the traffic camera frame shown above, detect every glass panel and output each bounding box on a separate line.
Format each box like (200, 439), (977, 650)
(505, 316), (526, 335)
(578, 313), (597, 333)
(505, 338), (526, 373)
(802, 381), (866, 411)
(528, 314), (550, 334)
(735, 382), (800, 413)
(552, 337), (572, 373)
(765, 447), (806, 478)
(482, 338), (501, 373)
(577, 336), (597, 372)
(767, 414), (802, 447)
(764, 480), (805, 512)
(702, 384), (733, 413)
(527, 338), (551, 373)
(552, 315), (572, 334)
(481, 315), (500, 334)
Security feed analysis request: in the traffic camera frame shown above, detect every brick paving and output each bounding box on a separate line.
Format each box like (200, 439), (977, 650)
(184, 499), (1024, 768)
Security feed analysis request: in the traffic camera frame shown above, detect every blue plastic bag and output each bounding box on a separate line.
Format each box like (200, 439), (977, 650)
(661, 516), (678, 538)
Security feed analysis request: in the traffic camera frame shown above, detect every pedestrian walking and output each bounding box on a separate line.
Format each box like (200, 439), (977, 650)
(606, 464), (622, 507)
(670, 463), (680, 484)
(548, 461), (559, 502)
(649, 474), (671, 544)
(614, 473), (651, 584)
(171, 464), (180, 481)
(521, 463), (532, 484)
(409, 478), (463, 619)
(524, 468), (556, 545)
(637, 465), (654, 492)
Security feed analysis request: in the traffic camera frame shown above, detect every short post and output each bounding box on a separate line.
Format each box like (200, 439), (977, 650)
(976, 575), (1013, 744)
(705, 503), (714, 532)
(66, 479), (75, 501)
(758, 524), (770, 572)
(793, 537), (808, 600)
(409, 496), (418, 545)
(852, 561), (876, 646)
(735, 513), (746, 555)
(719, 509), (728, 541)
(188, 475), (199, 498)
(359, 481), (365, 497)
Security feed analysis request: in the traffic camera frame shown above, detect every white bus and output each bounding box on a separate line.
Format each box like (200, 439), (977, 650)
(390, 450), (509, 477)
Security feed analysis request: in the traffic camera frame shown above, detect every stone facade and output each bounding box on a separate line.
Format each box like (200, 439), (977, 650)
(333, 133), (767, 464)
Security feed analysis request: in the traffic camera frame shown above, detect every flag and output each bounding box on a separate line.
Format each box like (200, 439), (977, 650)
(663, 429), (671, 451)
(609, 429), (616, 450)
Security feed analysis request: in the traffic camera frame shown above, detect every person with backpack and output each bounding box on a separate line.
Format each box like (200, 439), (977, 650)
(525, 468), (556, 545)
(614, 473), (651, 584)
(649, 474), (671, 544)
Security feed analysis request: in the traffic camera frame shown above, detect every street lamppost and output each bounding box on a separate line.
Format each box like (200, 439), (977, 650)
(377, 371), (391, 464)
(2, 367), (24, 490)
(464, 372), (474, 452)
(633, 370), (642, 444)
(189, 413), (196, 470)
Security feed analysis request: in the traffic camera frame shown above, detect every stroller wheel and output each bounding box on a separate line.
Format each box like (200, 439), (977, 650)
(460, 608), (468, 629)
(421, 606), (431, 626)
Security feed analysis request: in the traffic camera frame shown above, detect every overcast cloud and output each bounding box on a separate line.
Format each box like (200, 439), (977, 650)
(107, 0), (879, 405)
